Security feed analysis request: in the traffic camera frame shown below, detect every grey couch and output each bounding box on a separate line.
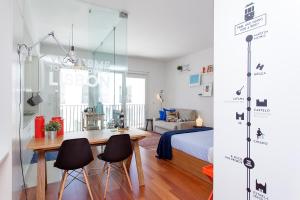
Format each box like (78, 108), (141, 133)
(153, 108), (198, 134)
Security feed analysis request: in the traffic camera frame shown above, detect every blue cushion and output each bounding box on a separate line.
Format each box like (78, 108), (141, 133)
(159, 110), (165, 120)
(159, 108), (176, 120)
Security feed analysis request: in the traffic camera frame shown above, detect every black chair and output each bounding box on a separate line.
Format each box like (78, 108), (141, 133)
(54, 138), (94, 200)
(98, 134), (133, 199)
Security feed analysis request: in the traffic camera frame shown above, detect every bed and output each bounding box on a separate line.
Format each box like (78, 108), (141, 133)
(157, 128), (213, 183)
(171, 130), (213, 162)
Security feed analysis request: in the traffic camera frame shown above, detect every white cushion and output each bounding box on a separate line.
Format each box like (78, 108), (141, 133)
(154, 120), (178, 130)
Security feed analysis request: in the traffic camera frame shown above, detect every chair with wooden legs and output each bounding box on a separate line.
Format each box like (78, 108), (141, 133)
(98, 134), (133, 199)
(54, 138), (94, 200)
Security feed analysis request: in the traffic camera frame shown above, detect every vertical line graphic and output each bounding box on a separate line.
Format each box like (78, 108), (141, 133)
(246, 34), (253, 200)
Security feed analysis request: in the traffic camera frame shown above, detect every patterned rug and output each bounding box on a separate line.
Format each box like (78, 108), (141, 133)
(139, 131), (161, 150)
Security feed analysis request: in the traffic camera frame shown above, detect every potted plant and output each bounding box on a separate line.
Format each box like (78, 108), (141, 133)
(45, 121), (61, 139)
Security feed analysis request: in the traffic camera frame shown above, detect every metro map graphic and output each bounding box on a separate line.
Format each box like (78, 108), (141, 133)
(233, 2), (269, 200)
(244, 34), (255, 200)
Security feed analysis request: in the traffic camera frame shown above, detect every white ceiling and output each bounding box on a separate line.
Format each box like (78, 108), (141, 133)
(27, 0), (213, 61)
(86, 0), (214, 61)
(27, 0), (121, 53)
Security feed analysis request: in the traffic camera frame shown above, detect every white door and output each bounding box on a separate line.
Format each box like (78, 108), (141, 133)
(126, 74), (146, 128)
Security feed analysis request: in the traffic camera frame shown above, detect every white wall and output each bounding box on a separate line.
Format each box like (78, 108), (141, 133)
(214, 1), (300, 199)
(164, 48), (214, 127)
(128, 56), (166, 119)
(0, 0), (13, 199)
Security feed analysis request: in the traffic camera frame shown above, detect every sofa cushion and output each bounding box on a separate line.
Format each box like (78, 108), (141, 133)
(162, 108), (176, 121)
(166, 111), (179, 122)
(177, 109), (198, 121)
(177, 121), (196, 129)
(154, 120), (178, 130)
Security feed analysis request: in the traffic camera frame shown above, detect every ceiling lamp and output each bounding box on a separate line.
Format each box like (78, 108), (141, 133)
(18, 24), (86, 69)
(74, 57), (86, 70)
(64, 24), (79, 65)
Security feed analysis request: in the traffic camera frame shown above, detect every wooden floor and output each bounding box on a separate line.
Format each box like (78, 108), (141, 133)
(21, 147), (212, 200)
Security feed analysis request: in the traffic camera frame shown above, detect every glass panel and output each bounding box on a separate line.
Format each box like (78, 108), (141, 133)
(22, 0), (128, 131)
(89, 8), (128, 128)
(98, 72), (123, 105)
(60, 69), (89, 105)
(20, 0), (128, 191)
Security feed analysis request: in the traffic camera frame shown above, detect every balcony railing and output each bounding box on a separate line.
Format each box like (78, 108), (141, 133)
(126, 104), (145, 129)
(60, 104), (145, 132)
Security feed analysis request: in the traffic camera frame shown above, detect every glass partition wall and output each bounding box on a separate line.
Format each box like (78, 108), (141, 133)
(60, 6), (129, 131)
(23, 0), (130, 132)
(88, 10), (128, 130)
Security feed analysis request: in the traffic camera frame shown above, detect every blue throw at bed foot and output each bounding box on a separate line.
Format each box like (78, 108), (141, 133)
(156, 127), (213, 160)
(30, 151), (58, 164)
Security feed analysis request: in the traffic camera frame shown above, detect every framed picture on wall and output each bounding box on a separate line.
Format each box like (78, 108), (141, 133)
(201, 83), (213, 96)
(189, 74), (201, 87)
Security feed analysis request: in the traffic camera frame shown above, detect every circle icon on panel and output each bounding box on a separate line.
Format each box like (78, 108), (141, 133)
(243, 157), (255, 169)
(246, 35), (253, 42)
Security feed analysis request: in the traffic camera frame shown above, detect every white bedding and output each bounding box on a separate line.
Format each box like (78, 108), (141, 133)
(171, 130), (213, 163)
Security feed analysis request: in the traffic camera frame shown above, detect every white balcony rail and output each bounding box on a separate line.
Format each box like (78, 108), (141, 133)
(126, 104), (145, 129)
(60, 104), (145, 132)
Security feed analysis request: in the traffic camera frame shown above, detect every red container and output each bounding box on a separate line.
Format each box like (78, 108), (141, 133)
(51, 116), (64, 136)
(35, 116), (45, 138)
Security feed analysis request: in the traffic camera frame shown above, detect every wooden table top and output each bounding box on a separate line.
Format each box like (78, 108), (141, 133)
(27, 128), (149, 151)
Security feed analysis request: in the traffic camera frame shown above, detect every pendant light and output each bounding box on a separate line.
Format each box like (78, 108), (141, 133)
(69, 24), (77, 62)
(64, 24), (86, 69)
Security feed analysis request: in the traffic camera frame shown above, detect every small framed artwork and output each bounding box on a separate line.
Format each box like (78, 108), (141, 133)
(201, 65), (214, 74)
(189, 74), (201, 87)
(201, 83), (213, 96)
(207, 65), (214, 73)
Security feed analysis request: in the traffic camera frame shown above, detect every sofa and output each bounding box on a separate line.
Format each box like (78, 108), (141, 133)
(153, 108), (198, 134)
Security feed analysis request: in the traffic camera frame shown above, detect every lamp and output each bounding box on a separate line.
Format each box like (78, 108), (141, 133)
(196, 116), (203, 127)
(18, 24), (84, 69)
(156, 90), (164, 109)
(73, 58), (86, 70)
(63, 24), (80, 65)
(156, 94), (162, 103)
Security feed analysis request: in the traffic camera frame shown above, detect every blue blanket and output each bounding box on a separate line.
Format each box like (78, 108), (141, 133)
(156, 127), (213, 160)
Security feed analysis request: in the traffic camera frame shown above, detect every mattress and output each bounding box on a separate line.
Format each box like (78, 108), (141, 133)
(171, 130), (213, 162)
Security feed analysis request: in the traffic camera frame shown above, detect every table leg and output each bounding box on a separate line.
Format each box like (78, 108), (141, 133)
(45, 159), (47, 190)
(133, 141), (145, 186)
(37, 150), (46, 200)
